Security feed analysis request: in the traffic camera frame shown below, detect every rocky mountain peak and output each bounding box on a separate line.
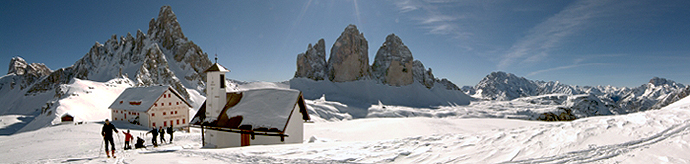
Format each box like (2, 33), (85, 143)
(19, 6), (210, 100)
(148, 5), (187, 50)
(327, 24), (370, 82)
(372, 33), (414, 86)
(295, 38), (328, 80)
(7, 57), (51, 77)
(8, 57), (28, 75)
(295, 25), (461, 90)
(648, 77), (682, 87)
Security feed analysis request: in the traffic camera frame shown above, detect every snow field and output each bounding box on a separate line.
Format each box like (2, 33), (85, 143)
(2, 99), (690, 163)
(2, 79), (690, 163)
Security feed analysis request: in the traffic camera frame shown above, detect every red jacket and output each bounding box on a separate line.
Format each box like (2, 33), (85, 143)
(123, 132), (134, 142)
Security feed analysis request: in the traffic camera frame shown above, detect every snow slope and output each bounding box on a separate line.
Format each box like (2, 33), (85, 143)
(2, 95), (690, 163)
(14, 78), (134, 134)
(290, 78), (473, 118)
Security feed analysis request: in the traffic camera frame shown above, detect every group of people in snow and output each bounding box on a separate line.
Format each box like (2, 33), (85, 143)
(145, 126), (175, 147)
(100, 119), (176, 158)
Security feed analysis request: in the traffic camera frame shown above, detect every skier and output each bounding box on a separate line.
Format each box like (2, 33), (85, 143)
(146, 127), (158, 147)
(135, 136), (146, 149)
(159, 126), (166, 144)
(167, 126), (174, 143)
(123, 129), (134, 150)
(101, 119), (119, 158)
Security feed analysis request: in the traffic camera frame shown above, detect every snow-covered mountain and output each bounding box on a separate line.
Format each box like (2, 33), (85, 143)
(466, 71), (689, 119)
(0, 6), (211, 132)
(24, 6), (211, 100)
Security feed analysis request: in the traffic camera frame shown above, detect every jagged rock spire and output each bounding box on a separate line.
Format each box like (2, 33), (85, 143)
(327, 24), (370, 82)
(295, 39), (328, 80)
(148, 5), (187, 50)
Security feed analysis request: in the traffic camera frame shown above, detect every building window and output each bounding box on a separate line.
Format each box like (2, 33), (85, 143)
(220, 74), (226, 88)
(164, 121), (167, 127)
(182, 119), (185, 124)
(169, 102), (172, 106)
(162, 103), (164, 106)
(154, 103), (157, 107)
(169, 94), (171, 97)
(176, 102), (179, 105)
(163, 112), (166, 115)
(177, 119), (180, 125)
(170, 120), (173, 126)
(152, 113), (155, 117)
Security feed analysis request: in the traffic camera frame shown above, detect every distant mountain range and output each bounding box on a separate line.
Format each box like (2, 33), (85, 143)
(462, 71), (690, 119)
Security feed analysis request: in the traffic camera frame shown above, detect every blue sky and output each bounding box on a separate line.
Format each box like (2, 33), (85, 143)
(1, 0), (689, 87)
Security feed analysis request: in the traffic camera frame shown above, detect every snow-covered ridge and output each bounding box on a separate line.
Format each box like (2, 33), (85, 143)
(0, 6), (211, 134)
(0, 6), (210, 114)
(16, 5), (211, 102)
(466, 71), (689, 117)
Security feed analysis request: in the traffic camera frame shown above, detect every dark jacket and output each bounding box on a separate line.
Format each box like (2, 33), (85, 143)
(167, 127), (173, 134)
(148, 128), (158, 137)
(101, 123), (119, 138)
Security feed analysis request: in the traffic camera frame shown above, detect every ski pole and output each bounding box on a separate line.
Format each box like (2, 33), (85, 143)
(99, 138), (104, 157)
(116, 133), (122, 152)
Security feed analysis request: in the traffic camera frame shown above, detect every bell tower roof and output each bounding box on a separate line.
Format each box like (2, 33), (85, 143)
(204, 63), (230, 73)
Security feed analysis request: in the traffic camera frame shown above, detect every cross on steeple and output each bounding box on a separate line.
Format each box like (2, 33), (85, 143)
(214, 54), (218, 63)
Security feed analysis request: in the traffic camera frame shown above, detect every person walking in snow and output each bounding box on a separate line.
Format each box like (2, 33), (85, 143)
(159, 126), (166, 144)
(146, 127), (158, 147)
(167, 126), (174, 143)
(101, 119), (119, 158)
(123, 129), (134, 150)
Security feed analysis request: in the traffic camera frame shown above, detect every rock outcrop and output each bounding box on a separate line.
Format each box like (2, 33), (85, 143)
(294, 25), (461, 90)
(7, 57), (51, 77)
(295, 39), (328, 80)
(3, 57), (52, 90)
(371, 34), (414, 86)
(327, 25), (370, 82)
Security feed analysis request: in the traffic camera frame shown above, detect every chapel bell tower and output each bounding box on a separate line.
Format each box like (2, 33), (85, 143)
(203, 58), (230, 121)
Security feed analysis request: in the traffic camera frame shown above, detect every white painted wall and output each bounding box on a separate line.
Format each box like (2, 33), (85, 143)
(284, 104), (304, 144)
(111, 109), (143, 125)
(205, 71), (227, 122)
(203, 104), (305, 148)
(148, 89), (190, 129)
(204, 129), (241, 148)
(112, 89), (190, 129)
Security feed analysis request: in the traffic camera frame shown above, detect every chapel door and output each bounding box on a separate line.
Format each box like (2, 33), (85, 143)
(241, 133), (250, 146)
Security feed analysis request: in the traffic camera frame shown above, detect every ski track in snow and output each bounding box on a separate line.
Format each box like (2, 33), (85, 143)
(506, 120), (690, 164)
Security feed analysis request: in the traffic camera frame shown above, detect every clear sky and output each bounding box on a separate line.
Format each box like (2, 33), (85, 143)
(1, 0), (689, 87)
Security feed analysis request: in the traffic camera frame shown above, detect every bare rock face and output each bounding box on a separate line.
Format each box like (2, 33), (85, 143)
(372, 34), (414, 86)
(327, 25), (370, 82)
(4, 57), (52, 90)
(8, 57), (51, 77)
(295, 39), (328, 80)
(148, 6), (186, 50)
(411, 60), (435, 89)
